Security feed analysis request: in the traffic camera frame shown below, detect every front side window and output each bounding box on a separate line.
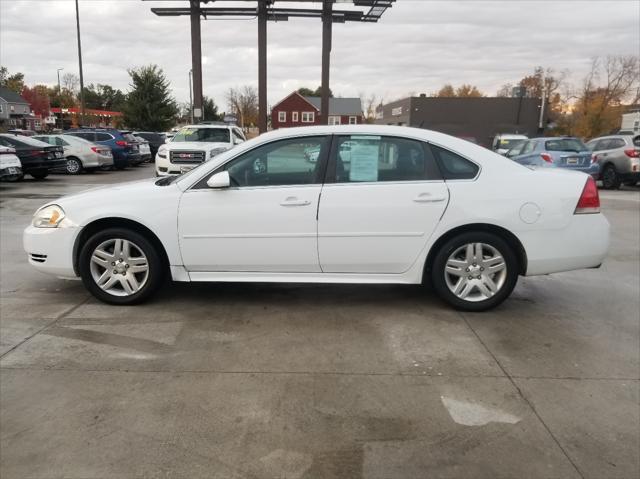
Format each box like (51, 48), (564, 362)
(332, 135), (438, 183)
(172, 127), (230, 143)
(278, 111), (286, 122)
(302, 112), (315, 123)
(431, 145), (479, 180)
(223, 136), (327, 187)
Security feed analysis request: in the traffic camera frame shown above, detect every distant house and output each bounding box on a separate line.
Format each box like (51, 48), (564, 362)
(0, 86), (32, 130)
(271, 91), (363, 129)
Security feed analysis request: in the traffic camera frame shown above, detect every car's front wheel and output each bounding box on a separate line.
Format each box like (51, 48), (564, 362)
(79, 228), (165, 305)
(431, 232), (519, 312)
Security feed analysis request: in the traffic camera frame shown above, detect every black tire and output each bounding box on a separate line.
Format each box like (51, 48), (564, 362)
(78, 227), (165, 305)
(65, 157), (83, 175)
(430, 231), (519, 312)
(601, 164), (620, 190)
(30, 170), (49, 180)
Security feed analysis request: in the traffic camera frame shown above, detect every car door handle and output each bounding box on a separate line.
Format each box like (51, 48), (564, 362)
(280, 197), (311, 207)
(413, 193), (446, 203)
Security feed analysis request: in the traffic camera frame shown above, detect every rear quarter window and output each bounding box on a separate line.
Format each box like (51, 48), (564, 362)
(431, 145), (479, 180)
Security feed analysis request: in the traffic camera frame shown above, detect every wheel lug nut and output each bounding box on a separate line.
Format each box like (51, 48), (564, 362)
(113, 270), (117, 274)
(468, 275), (473, 280)
(480, 267), (484, 271)
(125, 264), (129, 268)
(111, 262), (115, 266)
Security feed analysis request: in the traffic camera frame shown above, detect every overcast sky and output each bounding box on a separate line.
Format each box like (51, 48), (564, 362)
(1, 0), (638, 110)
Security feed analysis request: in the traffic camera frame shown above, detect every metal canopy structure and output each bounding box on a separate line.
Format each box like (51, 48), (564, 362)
(144, 1), (395, 132)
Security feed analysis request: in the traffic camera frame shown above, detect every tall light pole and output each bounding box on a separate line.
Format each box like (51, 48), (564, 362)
(75, 0), (85, 126)
(57, 68), (64, 129)
(189, 69), (193, 124)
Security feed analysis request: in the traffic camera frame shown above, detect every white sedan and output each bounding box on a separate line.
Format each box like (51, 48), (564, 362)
(23, 126), (609, 311)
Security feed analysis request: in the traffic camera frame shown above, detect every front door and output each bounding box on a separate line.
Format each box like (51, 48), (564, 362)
(178, 135), (329, 272)
(318, 135), (449, 274)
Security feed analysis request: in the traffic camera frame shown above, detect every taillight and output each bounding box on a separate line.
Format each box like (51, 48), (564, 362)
(29, 149), (46, 156)
(624, 149), (639, 158)
(91, 146), (99, 153)
(115, 140), (127, 147)
(574, 176), (600, 214)
(540, 153), (553, 163)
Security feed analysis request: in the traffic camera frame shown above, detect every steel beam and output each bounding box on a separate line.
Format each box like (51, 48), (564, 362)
(258, 0), (268, 133)
(190, 0), (203, 121)
(320, 0), (332, 125)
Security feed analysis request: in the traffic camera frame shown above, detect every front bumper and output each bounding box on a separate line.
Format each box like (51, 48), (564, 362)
(23, 224), (80, 279)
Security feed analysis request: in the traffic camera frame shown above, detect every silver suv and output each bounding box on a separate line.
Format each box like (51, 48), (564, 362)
(587, 134), (640, 189)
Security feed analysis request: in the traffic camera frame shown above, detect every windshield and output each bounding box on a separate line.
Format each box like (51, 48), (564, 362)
(172, 127), (230, 143)
(545, 138), (589, 153)
(498, 138), (526, 150)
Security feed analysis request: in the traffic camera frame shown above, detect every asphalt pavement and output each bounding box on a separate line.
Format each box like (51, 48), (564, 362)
(1, 164), (638, 479)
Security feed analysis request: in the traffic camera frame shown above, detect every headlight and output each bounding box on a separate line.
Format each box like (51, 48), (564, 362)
(209, 147), (229, 158)
(32, 205), (66, 228)
(157, 148), (167, 159)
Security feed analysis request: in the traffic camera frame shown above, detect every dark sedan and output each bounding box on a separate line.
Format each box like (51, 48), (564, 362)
(0, 134), (66, 179)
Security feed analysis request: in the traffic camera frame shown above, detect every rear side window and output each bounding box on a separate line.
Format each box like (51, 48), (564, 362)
(331, 135), (439, 183)
(431, 145), (479, 180)
(608, 138), (626, 149)
(633, 136), (640, 147)
(71, 132), (95, 141)
(96, 133), (113, 141)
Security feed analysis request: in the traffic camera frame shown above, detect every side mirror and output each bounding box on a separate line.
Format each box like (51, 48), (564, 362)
(207, 170), (231, 189)
(234, 137), (244, 145)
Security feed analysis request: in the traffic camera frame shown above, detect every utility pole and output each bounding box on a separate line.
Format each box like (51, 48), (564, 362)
(75, 0), (86, 126)
(189, 69), (194, 124)
(257, 0), (268, 133)
(190, 0), (203, 122)
(57, 68), (64, 129)
(538, 71), (547, 133)
(320, 0), (332, 125)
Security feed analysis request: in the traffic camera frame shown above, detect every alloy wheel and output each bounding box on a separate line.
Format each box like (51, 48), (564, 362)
(89, 238), (149, 296)
(443, 242), (507, 302)
(66, 158), (81, 174)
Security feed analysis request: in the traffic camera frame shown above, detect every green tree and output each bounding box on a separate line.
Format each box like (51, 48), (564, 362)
(0, 66), (25, 94)
(122, 65), (178, 131)
(203, 96), (223, 121)
(297, 86), (333, 97)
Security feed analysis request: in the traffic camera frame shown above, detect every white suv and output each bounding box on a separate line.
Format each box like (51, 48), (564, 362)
(155, 123), (246, 176)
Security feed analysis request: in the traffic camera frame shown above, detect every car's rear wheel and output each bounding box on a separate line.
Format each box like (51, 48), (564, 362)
(30, 169), (49, 180)
(431, 232), (518, 312)
(602, 164), (620, 189)
(65, 157), (83, 175)
(79, 228), (164, 305)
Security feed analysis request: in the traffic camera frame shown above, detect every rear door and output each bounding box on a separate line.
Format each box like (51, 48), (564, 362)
(317, 135), (448, 274)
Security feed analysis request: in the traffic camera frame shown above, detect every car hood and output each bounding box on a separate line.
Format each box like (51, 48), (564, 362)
(164, 141), (230, 150)
(47, 177), (162, 209)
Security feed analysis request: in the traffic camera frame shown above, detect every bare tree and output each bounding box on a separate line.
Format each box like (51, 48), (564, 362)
(360, 92), (380, 124)
(226, 85), (258, 129)
(62, 73), (80, 93)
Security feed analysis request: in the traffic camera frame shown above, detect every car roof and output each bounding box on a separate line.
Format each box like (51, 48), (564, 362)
(179, 124), (235, 129)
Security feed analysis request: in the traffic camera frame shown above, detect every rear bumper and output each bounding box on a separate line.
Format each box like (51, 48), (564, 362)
(520, 213), (610, 276)
(0, 166), (22, 180)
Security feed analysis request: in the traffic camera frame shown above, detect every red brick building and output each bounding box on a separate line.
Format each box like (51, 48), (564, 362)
(271, 91), (363, 129)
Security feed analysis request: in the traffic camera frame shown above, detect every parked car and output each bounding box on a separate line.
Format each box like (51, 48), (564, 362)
(586, 134), (640, 189)
(33, 134), (113, 174)
(0, 146), (22, 181)
(7, 129), (37, 137)
(492, 134), (528, 155)
(24, 125), (609, 311)
(65, 128), (141, 169)
(155, 123), (246, 176)
(0, 134), (65, 179)
(506, 137), (600, 178)
(133, 131), (166, 158)
(123, 131), (151, 163)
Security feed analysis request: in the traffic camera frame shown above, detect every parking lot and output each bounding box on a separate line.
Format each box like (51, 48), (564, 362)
(0, 166), (638, 478)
